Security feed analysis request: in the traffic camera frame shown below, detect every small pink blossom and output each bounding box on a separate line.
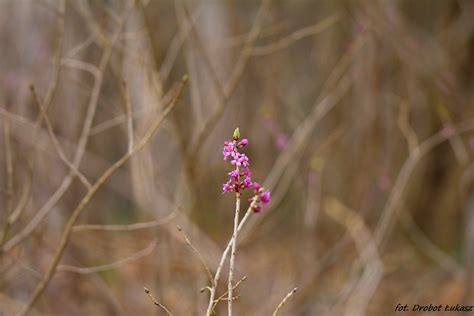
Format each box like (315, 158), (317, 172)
(228, 170), (239, 179)
(275, 133), (289, 150)
(241, 167), (251, 177)
(237, 138), (248, 148)
(223, 179), (234, 193)
(223, 141), (235, 161)
(230, 152), (249, 167)
(249, 182), (271, 212)
(260, 190), (271, 204)
(241, 176), (253, 189)
(253, 181), (261, 191)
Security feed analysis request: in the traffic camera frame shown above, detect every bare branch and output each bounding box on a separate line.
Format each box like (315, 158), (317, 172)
(213, 276), (247, 308)
(177, 225), (214, 288)
(144, 287), (173, 315)
(120, 80), (134, 153)
(273, 287), (298, 316)
(29, 85), (92, 189)
(72, 211), (176, 233)
(57, 239), (157, 274)
(250, 14), (339, 56)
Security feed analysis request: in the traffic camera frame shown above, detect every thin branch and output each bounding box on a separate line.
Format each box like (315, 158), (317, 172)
(65, 32), (95, 58)
(273, 287), (298, 316)
(250, 14), (339, 56)
(218, 22), (289, 49)
(18, 75), (187, 315)
(397, 99), (419, 155)
(3, 110), (13, 211)
(400, 210), (461, 275)
(176, 225), (213, 287)
(158, 3), (203, 84)
(144, 287), (173, 316)
(0, 107), (34, 127)
(88, 83), (176, 136)
(120, 80), (134, 153)
(40, 0), (66, 115)
(213, 276), (247, 308)
(74, 0), (109, 47)
(72, 211), (176, 233)
(6, 162), (33, 226)
(57, 239), (157, 274)
(29, 85), (92, 189)
(61, 58), (101, 78)
(0, 109), (14, 246)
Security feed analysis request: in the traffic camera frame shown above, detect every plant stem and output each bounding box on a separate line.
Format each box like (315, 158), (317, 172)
(205, 198), (256, 316)
(228, 190), (241, 316)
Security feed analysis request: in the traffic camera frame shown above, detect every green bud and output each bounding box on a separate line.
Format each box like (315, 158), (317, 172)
(233, 127), (240, 140)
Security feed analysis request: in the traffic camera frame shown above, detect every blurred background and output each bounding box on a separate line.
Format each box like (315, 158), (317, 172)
(1, 0), (474, 315)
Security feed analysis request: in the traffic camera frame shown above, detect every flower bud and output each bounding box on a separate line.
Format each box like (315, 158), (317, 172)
(238, 138), (248, 148)
(253, 182), (261, 191)
(233, 127), (240, 140)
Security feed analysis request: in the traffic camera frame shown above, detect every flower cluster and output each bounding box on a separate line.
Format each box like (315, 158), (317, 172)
(222, 138), (252, 193)
(250, 181), (271, 213)
(222, 128), (271, 212)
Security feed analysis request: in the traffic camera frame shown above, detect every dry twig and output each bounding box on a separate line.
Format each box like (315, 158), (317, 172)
(250, 14), (339, 56)
(57, 239), (157, 274)
(273, 287), (298, 316)
(213, 276), (247, 308)
(177, 225), (213, 287)
(144, 287), (173, 316)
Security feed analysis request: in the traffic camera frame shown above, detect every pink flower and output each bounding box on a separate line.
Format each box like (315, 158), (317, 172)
(260, 190), (271, 204)
(241, 167), (251, 177)
(237, 138), (249, 148)
(223, 141), (235, 161)
(241, 176), (253, 189)
(223, 179), (233, 193)
(230, 152), (249, 167)
(253, 182), (261, 191)
(228, 169), (239, 179)
(275, 133), (288, 150)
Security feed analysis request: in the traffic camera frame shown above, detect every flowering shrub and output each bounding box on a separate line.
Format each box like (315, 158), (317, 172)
(202, 128), (273, 316)
(222, 128), (271, 212)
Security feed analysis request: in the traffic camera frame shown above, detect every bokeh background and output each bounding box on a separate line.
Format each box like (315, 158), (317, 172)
(1, 0), (474, 315)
